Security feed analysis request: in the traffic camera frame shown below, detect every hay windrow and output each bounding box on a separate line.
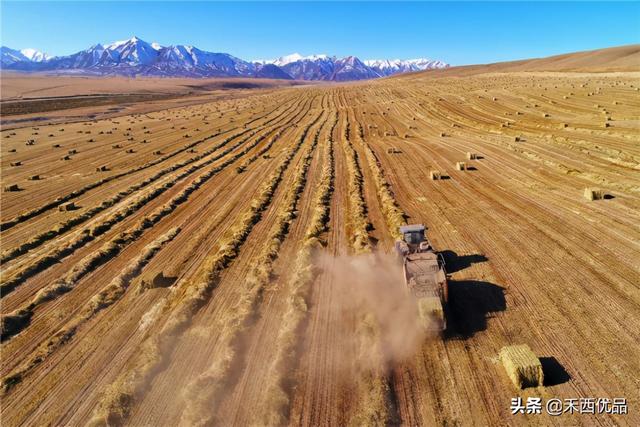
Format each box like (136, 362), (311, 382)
(0, 133), (269, 333)
(91, 111), (324, 426)
(0, 99), (297, 233)
(350, 117), (405, 424)
(0, 104), (298, 268)
(180, 113), (329, 427)
(1, 228), (180, 393)
(342, 120), (372, 253)
(361, 141), (407, 240)
(254, 113), (385, 426)
(1, 106), (304, 297)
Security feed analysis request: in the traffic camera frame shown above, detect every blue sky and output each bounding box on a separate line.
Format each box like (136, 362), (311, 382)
(1, 1), (639, 65)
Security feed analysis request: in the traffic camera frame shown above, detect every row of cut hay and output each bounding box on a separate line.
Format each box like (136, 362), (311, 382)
(90, 110), (325, 427)
(0, 124), (238, 233)
(0, 105), (296, 265)
(0, 114), (295, 296)
(234, 96), (314, 173)
(342, 120), (372, 253)
(362, 143), (407, 240)
(180, 114), (329, 427)
(0, 94), (299, 233)
(235, 96), (312, 175)
(1, 128), (235, 263)
(349, 311), (392, 426)
(1, 228), (180, 394)
(0, 120), (286, 338)
(236, 130), (282, 173)
(253, 114), (338, 426)
(351, 119), (397, 425)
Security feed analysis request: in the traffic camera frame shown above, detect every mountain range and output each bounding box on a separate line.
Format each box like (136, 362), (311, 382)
(1, 36), (448, 81)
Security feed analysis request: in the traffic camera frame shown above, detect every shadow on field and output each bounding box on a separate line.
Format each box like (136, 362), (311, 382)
(441, 250), (488, 274)
(447, 279), (506, 338)
(540, 357), (571, 386)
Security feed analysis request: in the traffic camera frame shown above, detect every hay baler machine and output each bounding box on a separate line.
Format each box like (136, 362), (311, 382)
(395, 224), (449, 332)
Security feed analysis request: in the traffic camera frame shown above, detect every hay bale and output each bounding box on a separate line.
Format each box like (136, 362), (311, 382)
(153, 150), (162, 155)
(96, 165), (108, 172)
(68, 149), (77, 154)
(29, 175), (40, 181)
(59, 202), (76, 212)
(52, 144), (61, 148)
(4, 184), (20, 192)
(584, 188), (605, 201)
(439, 132), (446, 137)
(499, 344), (543, 389)
(429, 170), (441, 180)
(61, 155), (71, 161)
(456, 162), (467, 171)
(466, 152), (477, 160)
(417, 297), (444, 328)
(10, 161), (22, 167)
(514, 136), (522, 142)
(141, 271), (175, 290)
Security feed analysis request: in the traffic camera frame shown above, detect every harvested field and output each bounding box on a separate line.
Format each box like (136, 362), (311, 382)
(1, 62), (639, 426)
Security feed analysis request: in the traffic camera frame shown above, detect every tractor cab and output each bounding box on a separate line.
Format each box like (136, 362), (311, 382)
(396, 224), (432, 255)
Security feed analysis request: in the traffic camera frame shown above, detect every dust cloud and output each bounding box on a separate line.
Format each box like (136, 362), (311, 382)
(317, 251), (428, 371)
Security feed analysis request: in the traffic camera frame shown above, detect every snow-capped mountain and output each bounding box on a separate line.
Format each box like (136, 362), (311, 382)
(333, 56), (380, 81)
(257, 53), (330, 67)
(103, 36), (158, 66)
(1, 47), (30, 65)
(277, 55), (337, 80)
(1, 37), (448, 81)
(365, 58), (449, 76)
(1, 47), (52, 65)
(258, 53), (447, 80)
(20, 48), (52, 62)
(151, 45), (255, 77)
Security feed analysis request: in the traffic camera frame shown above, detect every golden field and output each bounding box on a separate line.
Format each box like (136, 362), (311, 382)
(1, 45), (639, 426)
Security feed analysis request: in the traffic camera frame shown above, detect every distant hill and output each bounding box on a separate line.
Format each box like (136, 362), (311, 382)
(395, 45), (640, 79)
